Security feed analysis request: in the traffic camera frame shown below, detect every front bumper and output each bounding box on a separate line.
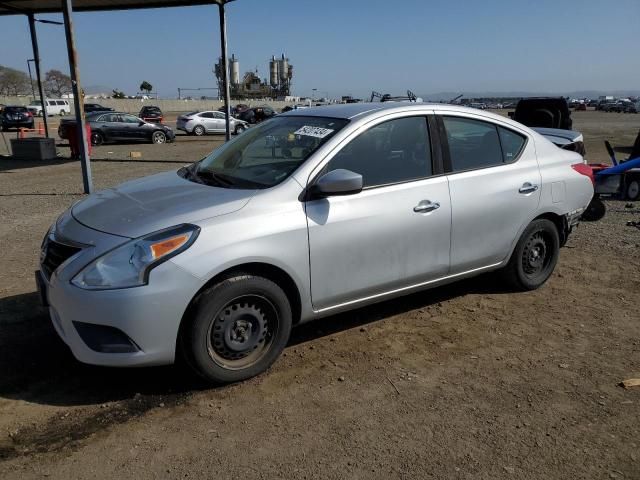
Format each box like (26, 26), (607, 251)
(39, 211), (203, 367)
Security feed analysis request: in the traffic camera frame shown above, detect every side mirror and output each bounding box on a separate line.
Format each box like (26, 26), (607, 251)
(139, 120), (145, 126)
(310, 169), (363, 199)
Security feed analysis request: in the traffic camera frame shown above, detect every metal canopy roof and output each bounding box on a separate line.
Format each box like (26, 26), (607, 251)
(0, 0), (233, 16)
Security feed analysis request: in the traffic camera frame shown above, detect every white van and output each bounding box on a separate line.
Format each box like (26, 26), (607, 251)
(27, 99), (71, 116)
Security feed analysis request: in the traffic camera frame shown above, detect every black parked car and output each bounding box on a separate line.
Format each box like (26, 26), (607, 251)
(509, 97), (573, 130)
(1, 106), (34, 131)
(84, 103), (114, 113)
(139, 105), (163, 123)
(60, 112), (174, 145)
(237, 105), (276, 124)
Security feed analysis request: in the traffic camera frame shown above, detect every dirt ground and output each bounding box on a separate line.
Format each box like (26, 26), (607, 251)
(0, 110), (638, 479)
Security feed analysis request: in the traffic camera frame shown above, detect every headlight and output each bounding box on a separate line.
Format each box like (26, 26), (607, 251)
(71, 224), (199, 290)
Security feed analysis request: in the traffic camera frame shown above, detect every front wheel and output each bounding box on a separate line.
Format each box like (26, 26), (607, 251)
(234, 124), (246, 135)
(152, 131), (167, 144)
(501, 219), (560, 291)
(181, 275), (292, 384)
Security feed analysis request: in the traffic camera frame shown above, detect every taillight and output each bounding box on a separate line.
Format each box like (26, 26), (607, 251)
(572, 162), (595, 185)
(26, 111), (33, 117)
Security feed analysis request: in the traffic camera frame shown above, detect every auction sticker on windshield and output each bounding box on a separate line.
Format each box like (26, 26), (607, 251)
(294, 126), (334, 138)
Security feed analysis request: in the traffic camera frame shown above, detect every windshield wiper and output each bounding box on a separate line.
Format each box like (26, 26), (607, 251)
(195, 169), (235, 187)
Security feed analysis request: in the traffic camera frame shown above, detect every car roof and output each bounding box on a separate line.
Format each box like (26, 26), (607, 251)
(277, 102), (507, 121)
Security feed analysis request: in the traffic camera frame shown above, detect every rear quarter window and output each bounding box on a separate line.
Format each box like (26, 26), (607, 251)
(498, 127), (526, 162)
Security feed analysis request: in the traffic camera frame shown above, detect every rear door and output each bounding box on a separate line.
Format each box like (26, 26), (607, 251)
(306, 114), (451, 310)
(96, 113), (121, 140)
(438, 113), (541, 273)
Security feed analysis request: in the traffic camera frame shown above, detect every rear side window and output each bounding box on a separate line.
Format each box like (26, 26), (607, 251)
(443, 117), (503, 172)
(199, 112), (214, 118)
(328, 116), (432, 188)
(56, 101), (66, 106)
(498, 127), (526, 162)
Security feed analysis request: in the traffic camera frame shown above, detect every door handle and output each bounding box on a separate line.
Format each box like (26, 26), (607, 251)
(413, 201), (440, 213)
(519, 183), (539, 194)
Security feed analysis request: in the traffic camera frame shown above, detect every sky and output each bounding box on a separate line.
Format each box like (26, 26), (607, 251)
(0, 0), (639, 99)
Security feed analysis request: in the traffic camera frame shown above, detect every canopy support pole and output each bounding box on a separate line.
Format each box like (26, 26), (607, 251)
(218, 1), (231, 141)
(61, 0), (92, 194)
(27, 13), (49, 138)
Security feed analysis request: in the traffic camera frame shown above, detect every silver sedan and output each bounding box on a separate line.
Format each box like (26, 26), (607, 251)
(37, 103), (593, 384)
(176, 110), (248, 136)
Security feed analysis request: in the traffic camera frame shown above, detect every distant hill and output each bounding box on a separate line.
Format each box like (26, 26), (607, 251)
(421, 90), (640, 101)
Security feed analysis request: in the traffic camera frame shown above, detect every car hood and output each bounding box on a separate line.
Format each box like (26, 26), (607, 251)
(72, 170), (255, 238)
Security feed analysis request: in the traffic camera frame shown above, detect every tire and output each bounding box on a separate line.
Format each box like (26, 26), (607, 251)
(91, 131), (104, 146)
(234, 124), (246, 135)
(581, 197), (606, 221)
(626, 178), (640, 201)
(152, 131), (167, 144)
(502, 219), (560, 291)
(181, 275), (292, 384)
(193, 125), (205, 136)
(59, 110), (66, 116)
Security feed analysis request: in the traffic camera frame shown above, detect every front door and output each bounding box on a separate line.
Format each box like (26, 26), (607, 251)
(306, 115), (451, 311)
(438, 114), (541, 273)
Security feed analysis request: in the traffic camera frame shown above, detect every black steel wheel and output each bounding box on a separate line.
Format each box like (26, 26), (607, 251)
(502, 219), (559, 291)
(182, 275), (292, 384)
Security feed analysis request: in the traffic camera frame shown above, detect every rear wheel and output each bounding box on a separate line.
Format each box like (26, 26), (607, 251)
(59, 110), (66, 116)
(626, 178), (640, 201)
(502, 219), (559, 291)
(91, 132), (104, 146)
(181, 275), (292, 384)
(193, 125), (205, 136)
(152, 131), (166, 144)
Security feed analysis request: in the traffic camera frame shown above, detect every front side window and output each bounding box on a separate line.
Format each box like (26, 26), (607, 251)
(56, 101), (66, 106)
(442, 116), (503, 172)
(213, 112), (225, 119)
(190, 116), (348, 189)
(327, 116), (432, 188)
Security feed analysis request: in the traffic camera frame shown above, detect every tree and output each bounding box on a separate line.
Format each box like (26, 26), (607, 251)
(0, 65), (31, 96)
(44, 69), (72, 97)
(139, 81), (153, 94)
(112, 89), (126, 99)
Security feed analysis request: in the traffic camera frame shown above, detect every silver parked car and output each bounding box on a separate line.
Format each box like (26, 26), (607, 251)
(176, 110), (248, 136)
(37, 103), (594, 384)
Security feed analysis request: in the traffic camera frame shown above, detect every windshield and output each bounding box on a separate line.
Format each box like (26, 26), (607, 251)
(188, 116), (348, 189)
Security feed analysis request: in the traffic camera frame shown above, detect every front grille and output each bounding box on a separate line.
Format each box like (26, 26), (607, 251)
(41, 238), (82, 279)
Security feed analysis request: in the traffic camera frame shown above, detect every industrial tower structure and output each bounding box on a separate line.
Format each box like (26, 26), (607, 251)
(214, 53), (293, 100)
